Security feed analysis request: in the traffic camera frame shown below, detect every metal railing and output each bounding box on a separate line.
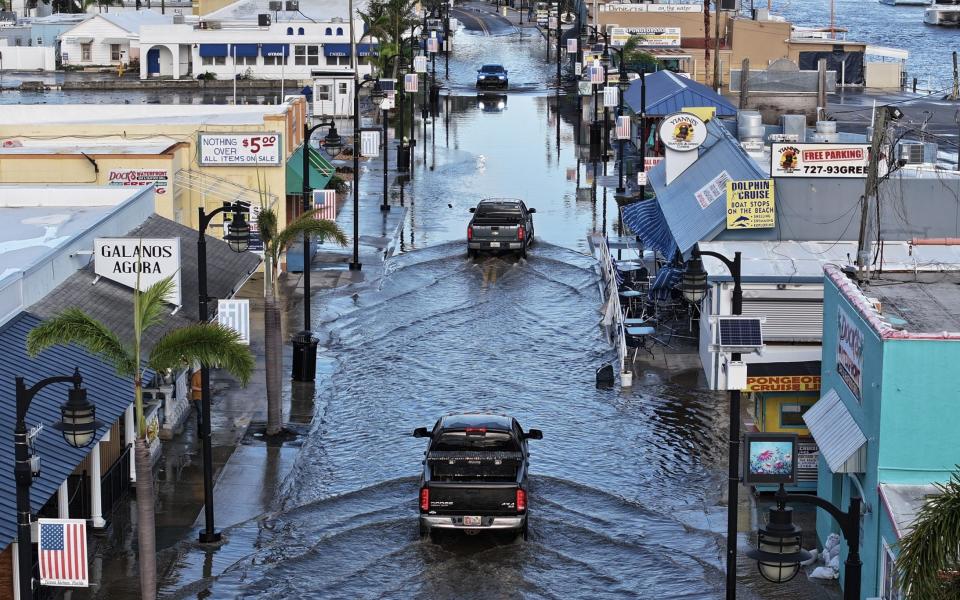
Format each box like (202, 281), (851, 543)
(594, 234), (627, 380)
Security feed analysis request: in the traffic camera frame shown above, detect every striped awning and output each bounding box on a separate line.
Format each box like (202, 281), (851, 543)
(620, 199), (678, 259)
(802, 388), (867, 473)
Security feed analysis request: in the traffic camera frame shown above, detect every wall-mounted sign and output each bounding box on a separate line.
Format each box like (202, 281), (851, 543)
(610, 26), (681, 47)
(837, 308), (864, 402)
(38, 519), (89, 587)
(107, 168), (170, 195)
(771, 143), (870, 178)
(199, 133), (282, 166)
(743, 433), (798, 485)
(694, 170), (730, 209)
(726, 179), (775, 229)
(600, 3), (702, 11)
(217, 299), (250, 345)
(658, 112), (707, 152)
(94, 238), (181, 306)
(745, 375), (821, 392)
(797, 441), (819, 471)
(636, 171), (648, 186)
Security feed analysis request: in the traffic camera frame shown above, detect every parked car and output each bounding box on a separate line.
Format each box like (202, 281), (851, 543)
(467, 198), (536, 258)
(414, 413), (543, 541)
(476, 64), (508, 89)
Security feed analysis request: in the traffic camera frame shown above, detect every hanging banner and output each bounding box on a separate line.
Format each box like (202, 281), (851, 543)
(610, 26), (681, 47)
(94, 238), (181, 306)
(771, 143), (871, 178)
(107, 169), (169, 195)
(404, 73), (419, 92)
(567, 38), (577, 53)
(360, 130), (381, 157)
(427, 37), (439, 53)
(615, 116), (631, 140)
(198, 133), (282, 166)
(574, 61), (582, 75)
(313, 189), (337, 221)
(726, 179), (775, 229)
(38, 519), (88, 587)
(589, 65), (605, 84)
(217, 299), (250, 345)
(414, 55), (427, 73)
(600, 3), (702, 11)
(603, 86), (619, 107)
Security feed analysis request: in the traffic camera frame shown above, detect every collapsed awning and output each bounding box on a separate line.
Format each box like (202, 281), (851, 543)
(231, 43), (258, 58)
(198, 43), (228, 57)
(620, 199), (678, 259)
(802, 388), (867, 473)
(323, 43), (378, 57)
(286, 143), (335, 194)
(260, 43), (289, 57)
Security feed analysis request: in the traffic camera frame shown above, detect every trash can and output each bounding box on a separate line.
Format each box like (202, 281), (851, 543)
(397, 140), (411, 172)
(291, 330), (319, 382)
(589, 122), (602, 161)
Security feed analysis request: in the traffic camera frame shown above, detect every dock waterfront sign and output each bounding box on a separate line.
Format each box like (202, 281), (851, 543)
(199, 133), (282, 166)
(94, 238), (182, 306)
(771, 143), (870, 178)
(107, 169), (169, 195)
(726, 179), (775, 229)
(837, 308), (864, 402)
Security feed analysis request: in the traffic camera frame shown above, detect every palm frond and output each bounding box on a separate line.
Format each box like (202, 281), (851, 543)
(26, 308), (135, 376)
(897, 469), (960, 599)
(273, 212), (348, 256)
(258, 206), (279, 253)
(135, 275), (177, 336)
(149, 323), (255, 386)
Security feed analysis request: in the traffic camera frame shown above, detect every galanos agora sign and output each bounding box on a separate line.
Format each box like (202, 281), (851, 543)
(93, 238), (181, 306)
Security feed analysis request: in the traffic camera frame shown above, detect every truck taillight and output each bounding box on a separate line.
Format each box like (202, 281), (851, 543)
(517, 226), (525, 241)
(420, 487), (430, 512)
(467, 225), (473, 241)
(516, 489), (526, 513)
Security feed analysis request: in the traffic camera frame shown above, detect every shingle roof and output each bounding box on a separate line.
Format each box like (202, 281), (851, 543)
(0, 313), (137, 548)
(623, 70), (737, 117)
(29, 215), (261, 354)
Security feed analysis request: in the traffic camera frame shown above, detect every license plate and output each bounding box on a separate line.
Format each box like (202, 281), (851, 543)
(463, 516), (482, 526)
(488, 242), (500, 248)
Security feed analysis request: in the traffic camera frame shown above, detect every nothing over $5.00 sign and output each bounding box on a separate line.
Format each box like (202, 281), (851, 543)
(199, 133), (282, 166)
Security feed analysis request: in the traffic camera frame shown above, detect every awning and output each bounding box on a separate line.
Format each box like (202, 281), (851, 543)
(324, 43), (378, 57)
(198, 43), (228, 57)
(260, 43), (289, 57)
(286, 144), (335, 194)
(100, 37), (130, 44)
(620, 199), (678, 258)
(802, 388), (867, 473)
(66, 36), (93, 43)
(231, 43), (258, 58)
(879, 483), (941, 540)
(0, 312), (142, 549)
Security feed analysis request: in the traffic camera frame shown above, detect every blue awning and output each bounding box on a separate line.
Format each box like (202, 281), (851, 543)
(198, 43), (228, 57)
(260, 43), (289, 57)
(324, 43), (378, 57)
(0, 312), (142, 549)
(621, 199), (678, 259)
(231, 43), (258, 58)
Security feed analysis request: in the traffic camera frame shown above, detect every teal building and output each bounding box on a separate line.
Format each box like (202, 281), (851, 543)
(806, 265), (960, 599)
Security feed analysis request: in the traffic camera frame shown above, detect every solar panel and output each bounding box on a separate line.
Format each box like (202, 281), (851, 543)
(717, 317), (764, 348)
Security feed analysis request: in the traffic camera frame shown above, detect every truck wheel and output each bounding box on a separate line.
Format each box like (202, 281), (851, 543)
(520, 246), (527, 260)
(419, 523), (429, 539)
(467, 249), (476, 259)
(520, 518), (529, 541)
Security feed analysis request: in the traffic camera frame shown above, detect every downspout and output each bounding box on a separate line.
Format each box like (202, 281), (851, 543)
(846, 473), (871, 514)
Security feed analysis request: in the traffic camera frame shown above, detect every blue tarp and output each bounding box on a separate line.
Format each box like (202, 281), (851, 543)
(324, 43), (378, 57)
(198, 43), (228, 57)
(260, 43), (289, 57)
(231, 43), (258, 58)
(623, 70), (737, 117)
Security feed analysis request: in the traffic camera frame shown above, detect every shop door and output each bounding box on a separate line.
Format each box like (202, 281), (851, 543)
(147, 48), (161, 75)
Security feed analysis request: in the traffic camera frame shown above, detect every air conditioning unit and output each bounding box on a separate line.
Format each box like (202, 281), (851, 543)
(898, 141), (924, 165)
(172, 14), (185, 24)
(207, 20), (222, 29)
(268, 0), (281, 10)
(198, 20), (208, 29)
(285, 0), (298, 11)
(258, 13), (271, 26)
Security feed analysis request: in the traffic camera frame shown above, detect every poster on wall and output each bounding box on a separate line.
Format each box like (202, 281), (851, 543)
(837, 308), (864, 402)
(771, 143), (870, 178)
(694, 170), (731, 209)
(610, 27), (681, 47)
(94, 238), (181, 306)
(107, 169), (169, 195)
(726, 179), (775, 229)
(199, 133), (282, 166)
(742, 433), (798, 485)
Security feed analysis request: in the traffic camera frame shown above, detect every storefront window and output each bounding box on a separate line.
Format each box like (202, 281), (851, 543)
(111, 44), (121, 61)
(202, 56), (226, 66)
(264, 55), (286, 66)
(316, 84), (331, 101)
(780, 403), (812, 428)
(81, 42), (91, 62)
(881, 541), (904, 600)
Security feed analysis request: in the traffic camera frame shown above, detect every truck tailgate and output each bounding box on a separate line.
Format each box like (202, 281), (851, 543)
(471, 223), (520, 242)
(426, 482), (519, 515)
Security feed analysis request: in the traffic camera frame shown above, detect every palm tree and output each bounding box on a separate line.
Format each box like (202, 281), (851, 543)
(257, 207), (346, 435)
(26, 276), (254, 600)
(359, 0), (419, 78)
(896, 469), (960, 599)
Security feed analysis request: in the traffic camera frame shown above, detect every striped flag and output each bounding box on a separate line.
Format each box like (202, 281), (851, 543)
(404, 73), (418, 92)
(567, 38), (577, 54)
(414, 55), (427, 73)
(360, 130), (380, 157)
(427, 37), (439, 53)
(603, 86), (619, 107)
(616, 116), (631, 140)
(38, 519), (88, 587)
(313, 189), (337, 221)
(589, 64), (604, 84)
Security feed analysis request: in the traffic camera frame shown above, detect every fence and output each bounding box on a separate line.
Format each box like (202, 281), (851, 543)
(729, 69), (837, 93)
(594, 234), (628, 384)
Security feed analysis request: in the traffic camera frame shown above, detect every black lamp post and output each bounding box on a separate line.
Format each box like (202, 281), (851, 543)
(15, 368), (102, 597)
(351, 76), (386, 271)
(196, 201), (250, 543)
(748, 484), (862, 600)
(682, 248), (742, 600)
(293, 121), (340, 383)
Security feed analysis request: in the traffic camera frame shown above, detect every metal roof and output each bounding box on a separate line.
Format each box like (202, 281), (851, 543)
(622, 70), (737, 117)
(30, 215), (261, 354)
(649, 121), (767, 258)
(0, 312), (136, 549)
(803, 388), (867, 473)
(879, 483), (941, 540)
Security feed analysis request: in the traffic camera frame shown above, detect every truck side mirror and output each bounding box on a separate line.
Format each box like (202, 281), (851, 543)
(413, 427), (432, 438)
(527, 208), (536, 214)
(525, 429), (543, 440)
(469, 207), (476, 213)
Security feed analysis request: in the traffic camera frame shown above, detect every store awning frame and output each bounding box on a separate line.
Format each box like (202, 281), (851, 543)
(231, 43), (258, 58)
(802, 388), (867, 473)
(260, 43), (289, 57)
(198, 43), (228, 57)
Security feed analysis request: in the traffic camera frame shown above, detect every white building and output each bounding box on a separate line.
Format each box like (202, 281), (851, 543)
(60, 11), (171, 66)
(138, 0), (374, 80)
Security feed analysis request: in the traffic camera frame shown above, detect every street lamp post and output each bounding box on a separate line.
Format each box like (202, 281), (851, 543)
(293, 121), (342, 383)
(15, 368), (102, 597)
(351, 76), (386, 271)
(748, 484), (862, 600)
(681, 248), (742, 600)
(196, 201), (251, 543)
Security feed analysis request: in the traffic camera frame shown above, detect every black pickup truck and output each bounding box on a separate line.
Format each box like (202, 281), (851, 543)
(414, 413), (542, 540)
(467, 198), (536, 258)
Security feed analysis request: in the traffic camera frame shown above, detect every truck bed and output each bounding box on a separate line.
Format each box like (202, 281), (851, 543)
(427, 451), (522, 481)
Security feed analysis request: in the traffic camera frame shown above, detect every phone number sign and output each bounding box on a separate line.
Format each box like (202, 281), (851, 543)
(199, 133), (282, 166)
(771, 143), (870, 178)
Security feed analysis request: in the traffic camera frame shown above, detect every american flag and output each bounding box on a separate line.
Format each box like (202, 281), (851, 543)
(616, 116), (631, 140)
(603, 86), (619, 108)
(313, 189), (337, 221)
(404, 73), (419, 93)
(589, 64), (604, 84)
(39, 519), (88, 587)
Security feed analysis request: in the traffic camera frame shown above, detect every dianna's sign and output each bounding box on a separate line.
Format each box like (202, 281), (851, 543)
(94, 238), (181, 306)
(658, 112), (707, 152)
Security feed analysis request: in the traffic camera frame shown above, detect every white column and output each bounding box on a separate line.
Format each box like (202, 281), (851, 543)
(11, 542), (20, 600)
(58, 480), (70, 518)
(89, 442), (106, 529)
(125, 404), (136, 483)
(172, 45), (181, 80)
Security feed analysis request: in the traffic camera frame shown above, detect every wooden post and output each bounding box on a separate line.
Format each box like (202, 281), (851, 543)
(952, 51), (959, 100)
(857, 107), (887, 279)
(817, 58), (828, 116)
(738, 58), (750, 109)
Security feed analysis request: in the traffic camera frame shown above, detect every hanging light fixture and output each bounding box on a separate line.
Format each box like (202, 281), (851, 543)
(224, 204), (251, 253)
(747, 505), (812, 583)
(369, 80), (386, 106)
(322, 125), (343, 157)
(680, 256), (708, 304)
(52, 382), (103, 449)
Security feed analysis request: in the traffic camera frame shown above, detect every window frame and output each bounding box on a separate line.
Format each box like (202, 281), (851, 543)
(779, 402), (813, 429)
(316, 84), (332, 101)
(110, 44), (121, 61)
(880, 539), (904, 600)
(80, 42), (92, 62)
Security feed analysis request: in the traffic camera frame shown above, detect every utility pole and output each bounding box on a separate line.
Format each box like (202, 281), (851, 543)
(738, 57), (749, 110)
(713, 0), (721, 92)
(951, 51), (959, 100)
(857, 106), (887, 279)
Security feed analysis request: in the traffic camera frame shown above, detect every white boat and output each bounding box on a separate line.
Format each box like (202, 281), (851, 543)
(879, 0), (931, 5)
(925, 0), (960, 24)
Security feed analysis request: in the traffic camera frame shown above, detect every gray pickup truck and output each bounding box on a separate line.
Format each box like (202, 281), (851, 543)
(466, 198), (536, 259)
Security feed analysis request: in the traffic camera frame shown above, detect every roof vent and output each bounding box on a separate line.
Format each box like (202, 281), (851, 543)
(268, 0), (282, 10)
(285, 1), (298, 11)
